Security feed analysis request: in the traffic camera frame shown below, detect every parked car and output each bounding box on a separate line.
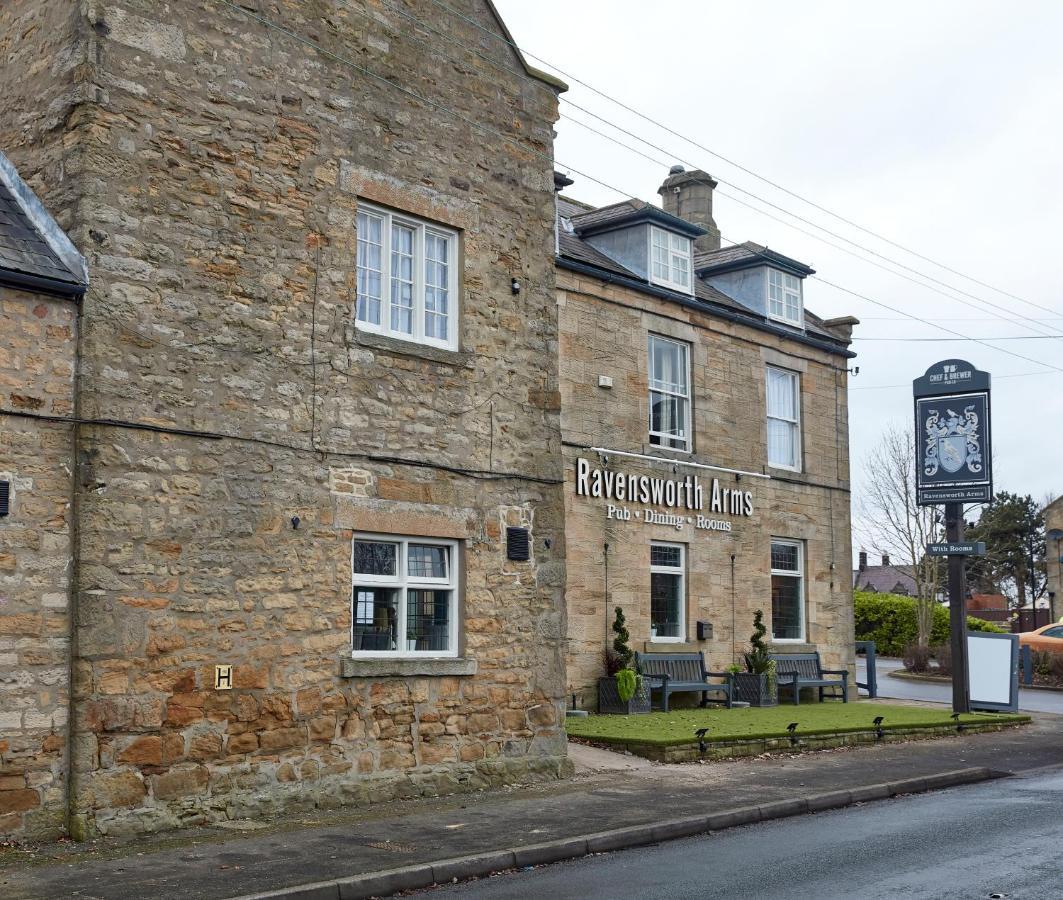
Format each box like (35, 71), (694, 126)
(1017, 623), (1063, 652)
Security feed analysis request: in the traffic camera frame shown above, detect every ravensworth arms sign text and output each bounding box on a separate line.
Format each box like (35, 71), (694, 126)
(574, 457), (753, 532)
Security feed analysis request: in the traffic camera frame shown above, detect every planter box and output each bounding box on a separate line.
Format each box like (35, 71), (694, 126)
(598, 676), (651, 715)
(733, 672), (778, 707)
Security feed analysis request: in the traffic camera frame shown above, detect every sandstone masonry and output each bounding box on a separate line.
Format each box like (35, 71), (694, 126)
(1, 0), (568, 839)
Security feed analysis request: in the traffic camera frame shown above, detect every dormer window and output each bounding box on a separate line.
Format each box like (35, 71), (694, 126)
(650, 227), (692, 293)
(768, 269), (802, 327)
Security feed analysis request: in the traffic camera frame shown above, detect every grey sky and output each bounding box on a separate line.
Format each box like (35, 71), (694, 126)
(495, 0), (1063, 547)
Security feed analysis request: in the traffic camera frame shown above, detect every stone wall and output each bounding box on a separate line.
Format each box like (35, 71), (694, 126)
(557, 269), (855, 706)
(0, 0), (568, 838)
(1046, 497), (1063, 616)
(0, 286), (78, 838)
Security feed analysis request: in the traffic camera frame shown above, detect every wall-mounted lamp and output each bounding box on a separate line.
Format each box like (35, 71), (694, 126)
(510, 277), (521, 295)
(848, 366), (860, 376)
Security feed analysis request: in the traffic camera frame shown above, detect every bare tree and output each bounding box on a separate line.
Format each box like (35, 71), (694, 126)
(857, 422), (944, 649)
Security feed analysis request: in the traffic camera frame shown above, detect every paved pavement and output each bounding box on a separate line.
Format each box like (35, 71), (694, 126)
(1, 710), (1061, 900)
(858, 657), (1063, 714)
(435, 763), (1063, 899)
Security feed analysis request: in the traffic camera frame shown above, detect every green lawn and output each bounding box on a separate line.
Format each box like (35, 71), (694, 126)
(566, 702), (1028, 747)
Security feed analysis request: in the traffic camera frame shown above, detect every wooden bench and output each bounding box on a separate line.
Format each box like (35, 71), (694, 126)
(771, 652), (849, 704)
(635, 651), (733, 712)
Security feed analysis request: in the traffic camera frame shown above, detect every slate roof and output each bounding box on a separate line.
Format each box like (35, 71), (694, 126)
(556, 196), (850, 350)
(569, 199), (706, 238)
(852, 564), (918, 595)
(695, 241), (815, 277)
(0, 152), (86, 297)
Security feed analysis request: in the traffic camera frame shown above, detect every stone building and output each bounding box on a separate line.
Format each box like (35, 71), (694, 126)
(556, 168), (858, 706)
(1, 0), (568, 839)
(0, 152), (87, 837)
(1046, 495), (1063, 622)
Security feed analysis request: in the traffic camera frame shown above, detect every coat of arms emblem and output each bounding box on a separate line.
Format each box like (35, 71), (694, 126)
(924, 406), (982, 477)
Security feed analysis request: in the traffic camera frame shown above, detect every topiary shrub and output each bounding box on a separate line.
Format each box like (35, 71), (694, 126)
(611, 606), (633, 670)
(855, 591), (1004, 656)
(615, 668), (638, 702)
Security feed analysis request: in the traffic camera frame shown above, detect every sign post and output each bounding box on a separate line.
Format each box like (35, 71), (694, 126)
(913, 359), (992, 715)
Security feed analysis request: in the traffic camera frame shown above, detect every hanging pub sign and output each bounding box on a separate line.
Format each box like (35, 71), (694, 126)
(912, 359), (992, 506)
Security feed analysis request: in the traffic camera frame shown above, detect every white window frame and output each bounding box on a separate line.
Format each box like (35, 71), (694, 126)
(770, 538), (805, 643)
(648, 334), (692, 453)
(767, 268), (803, 327)
(766, 366), (802, 472)
(648, 226), (693, 294)
(356, 202), (460, 351)
(351, 533), (460, 658)
(649, 541), (686, 643)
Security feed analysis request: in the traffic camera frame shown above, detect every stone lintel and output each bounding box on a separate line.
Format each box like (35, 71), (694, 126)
(339, 657), (478, 678)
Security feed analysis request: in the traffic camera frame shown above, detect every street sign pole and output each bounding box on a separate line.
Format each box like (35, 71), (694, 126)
(944, 502), (970, 713)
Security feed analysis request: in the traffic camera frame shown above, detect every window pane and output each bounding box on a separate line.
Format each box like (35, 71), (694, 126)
(424, 233), (449, 341)
(767, 418), (795, 467)
(408, 543), (448, 579)
(651, 544), (682, 567)
(352, 540), (397, 576)
(649, 337), (687, 395)
(406, 589), (451, 652)
(390, 223), (415, 334)
(771, 574), (802, 640)
(767, 368), (795, 419)
(771, 542), (799, 572)
(357, 211), (383, 326)
(352, 587), (398, 651)
(651, 572), (682, 638)
(650, 390), (688, 445)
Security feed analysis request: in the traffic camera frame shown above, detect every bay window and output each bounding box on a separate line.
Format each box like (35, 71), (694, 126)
(352, 535), (459, 657)
(356, 203), (459, 350)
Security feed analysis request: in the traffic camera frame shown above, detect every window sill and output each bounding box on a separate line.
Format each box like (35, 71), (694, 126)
(339, 656), (478, 678)
(353, 329), (473, 367)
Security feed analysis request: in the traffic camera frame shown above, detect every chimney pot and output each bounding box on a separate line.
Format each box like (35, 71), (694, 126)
(859, 551), (867, 571)
(658, 167), (720, 252)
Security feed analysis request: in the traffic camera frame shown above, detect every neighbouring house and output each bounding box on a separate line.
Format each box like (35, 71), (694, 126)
(556, 166), (858, 708)
(967, 593), (1010, 625)
(0, 151), (87, 837)
(1, 0), (569, 840)
(853, 551), (918, 596)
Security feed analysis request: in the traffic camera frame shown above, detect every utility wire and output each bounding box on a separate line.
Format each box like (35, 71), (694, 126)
(854, 335), (1062, 342)
(293, 0), (1062, 342)
(852, 370), (1056, 391)
(430, 0), (1057, 318)
(214, 0), (1063, 376)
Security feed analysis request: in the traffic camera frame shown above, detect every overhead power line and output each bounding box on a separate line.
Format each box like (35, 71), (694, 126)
(429, 0), (1057, 319)
(213, 0), (1063, 377)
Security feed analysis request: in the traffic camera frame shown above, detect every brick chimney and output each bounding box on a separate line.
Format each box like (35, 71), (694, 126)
(882, 554), (890, 567)
(658, 166), (720, 252)
(858, 551), (867, 571)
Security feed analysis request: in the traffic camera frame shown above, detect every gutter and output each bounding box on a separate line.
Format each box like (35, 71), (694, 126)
(0, 269), (85, 300)
(557, 256), (856, 359)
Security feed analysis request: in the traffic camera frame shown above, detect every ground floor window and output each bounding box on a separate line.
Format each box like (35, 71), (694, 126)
(650, 542), (685, 640)
(352, 535), (459, 656)
(770, 539), (804, 641)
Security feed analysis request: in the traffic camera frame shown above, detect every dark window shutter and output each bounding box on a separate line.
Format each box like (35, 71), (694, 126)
(0, 481), (9, 517)
(506, 527), (530, 561)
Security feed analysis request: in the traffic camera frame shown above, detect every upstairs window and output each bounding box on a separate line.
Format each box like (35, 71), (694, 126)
(650, 226), (692, 293)
(766, 366), (801, 470)
(648, 335), (691, 452)
(768, 269), (803, 326)
(356, 203), (459, 350)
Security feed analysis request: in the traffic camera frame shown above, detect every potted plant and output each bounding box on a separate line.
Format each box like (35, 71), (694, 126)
(733, 609), (778, 707)
(598, 606), (650, 714)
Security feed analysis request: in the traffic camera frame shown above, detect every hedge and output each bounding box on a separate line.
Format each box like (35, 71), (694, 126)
(854, 590), (1005, 656)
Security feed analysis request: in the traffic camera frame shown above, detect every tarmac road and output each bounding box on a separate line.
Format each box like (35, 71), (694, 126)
(433, 764), (1063, 899)
(858, 656), (1063, 714)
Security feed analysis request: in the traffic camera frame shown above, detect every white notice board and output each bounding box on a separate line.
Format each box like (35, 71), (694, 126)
(967, 631), (1019, 712)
